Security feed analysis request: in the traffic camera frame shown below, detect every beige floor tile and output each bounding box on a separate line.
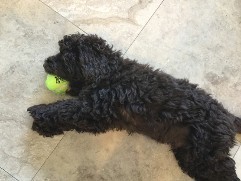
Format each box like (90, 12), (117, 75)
(0, 168), (17, 181)
(40, 0), (162, 51)
(1, 0), (241, 180)
(33, 131), (193, 181)
(234, 146), (241, 179)
(237, 134), (241, 143)
(0, 0), (81, 180)
(125, 0), (241, 116)
(127, 0), (241, 60)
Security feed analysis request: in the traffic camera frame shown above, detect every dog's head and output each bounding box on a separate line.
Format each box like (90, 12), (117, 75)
(43, 33), (121, 83)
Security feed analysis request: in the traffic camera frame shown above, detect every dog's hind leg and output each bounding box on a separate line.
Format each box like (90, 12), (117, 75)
(172, 124), (239, 181)
(174, 147), (239, 181)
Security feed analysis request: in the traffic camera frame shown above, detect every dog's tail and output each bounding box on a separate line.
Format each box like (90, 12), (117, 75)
(234, 117), (241, 133)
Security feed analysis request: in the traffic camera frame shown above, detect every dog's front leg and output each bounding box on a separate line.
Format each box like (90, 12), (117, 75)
(27, 97), (115, 137)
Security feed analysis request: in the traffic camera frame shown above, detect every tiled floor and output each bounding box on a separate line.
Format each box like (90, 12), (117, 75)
(0, 0), (240, 180)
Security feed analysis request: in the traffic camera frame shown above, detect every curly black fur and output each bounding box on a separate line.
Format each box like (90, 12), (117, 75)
(28, 33), (241, 181)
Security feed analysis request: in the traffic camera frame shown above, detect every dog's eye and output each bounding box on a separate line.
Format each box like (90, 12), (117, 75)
(60, 48), (66, 54)
(62, 53), (76, 63)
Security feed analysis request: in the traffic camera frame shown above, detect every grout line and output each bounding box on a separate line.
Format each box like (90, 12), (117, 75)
(0, 167), (20, 181)
(31, 135), (65, 181)
(124, 0), (166, 55)
(30, 1), (83, 178)
(38, 0), (166, 55)
(37, 0), (89, 35)
(37, 0), (235, 68)
(233, 144), (241, 158)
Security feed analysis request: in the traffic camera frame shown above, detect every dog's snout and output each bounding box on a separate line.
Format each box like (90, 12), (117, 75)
(45, 56), (54, 64)
(46, 58), (51, 64)
(43, 56), (56, 73)
(43, 62), (48, 70)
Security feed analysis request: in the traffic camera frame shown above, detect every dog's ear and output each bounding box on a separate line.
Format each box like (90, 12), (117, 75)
(58, 34), (121, 58)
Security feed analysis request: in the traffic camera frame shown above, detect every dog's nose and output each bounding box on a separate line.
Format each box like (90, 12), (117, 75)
(43, 62), (47, 69)
(43, 57), (55, 72)
(45, 57), (54, 64)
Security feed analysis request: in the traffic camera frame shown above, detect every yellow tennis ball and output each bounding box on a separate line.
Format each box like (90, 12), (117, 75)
(45, 74), (69, 94)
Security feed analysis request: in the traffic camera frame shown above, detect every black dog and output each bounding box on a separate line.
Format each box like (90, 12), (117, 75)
(28, 34), (241, 181)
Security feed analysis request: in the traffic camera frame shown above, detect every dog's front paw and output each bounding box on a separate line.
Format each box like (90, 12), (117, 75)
(27, 104), (47, 120)
(32, 118), (64, 137)
(27, 104), (64, 137)
(27, 104), (47, 114)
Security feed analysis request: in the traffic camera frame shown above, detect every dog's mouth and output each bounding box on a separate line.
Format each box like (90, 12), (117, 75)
(43, 61), (70, 83)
